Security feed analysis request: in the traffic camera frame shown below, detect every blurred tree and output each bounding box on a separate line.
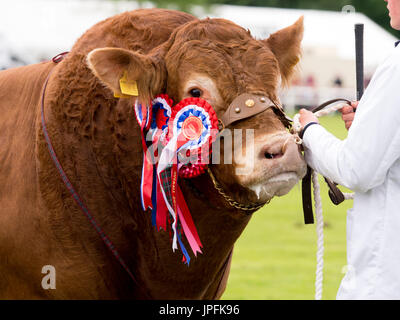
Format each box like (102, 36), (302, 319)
(134, 0), (209, 12)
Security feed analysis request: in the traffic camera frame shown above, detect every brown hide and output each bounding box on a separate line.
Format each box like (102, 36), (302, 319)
(0, 8), (303, 299)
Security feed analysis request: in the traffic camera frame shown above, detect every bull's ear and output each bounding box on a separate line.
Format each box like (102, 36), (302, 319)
(87, 47), (166, 103)
(263, 16), (304, 86)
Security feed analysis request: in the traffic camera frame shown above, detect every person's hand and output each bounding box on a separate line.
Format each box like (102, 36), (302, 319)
(340, 101), (358, 130)
(299, 108), (319, 129)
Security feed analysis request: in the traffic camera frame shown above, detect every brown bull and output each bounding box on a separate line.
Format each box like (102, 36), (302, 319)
(0, 8), (306, 299)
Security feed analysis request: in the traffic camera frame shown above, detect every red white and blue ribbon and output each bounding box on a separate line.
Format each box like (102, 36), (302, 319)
(137, 94), (172, 213)
(147, 95), (173, 226)
(134, 100), (153, 212)
(134, 96), (218, 264)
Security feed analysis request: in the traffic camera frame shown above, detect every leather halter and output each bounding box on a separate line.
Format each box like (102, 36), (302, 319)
(219, 93), (291, 130)
(214, 94), (353, 218)
(207, 93), (292, 213)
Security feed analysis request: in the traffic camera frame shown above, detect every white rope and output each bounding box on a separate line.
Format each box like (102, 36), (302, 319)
(314, 103), (347, 118)
(293, 102), (354, 300)
(312, 171), (324, 300)
(343, 193), (354, 200)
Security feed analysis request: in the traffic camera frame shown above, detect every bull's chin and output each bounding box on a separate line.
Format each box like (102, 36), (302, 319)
(248, 172), (300, 203)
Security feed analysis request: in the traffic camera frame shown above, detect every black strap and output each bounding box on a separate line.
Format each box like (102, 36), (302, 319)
(301, 98), (352, 224)
(355, 24), (365, 101)
(325, 178), (346, 206)
(311, 98), (351, 113)
(302, 166), (314, 224)
(299, 122), (319, 139)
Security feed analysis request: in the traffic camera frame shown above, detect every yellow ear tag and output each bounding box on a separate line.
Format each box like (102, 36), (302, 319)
(119, 71), (139, 96)
(113, 91), (132, 99)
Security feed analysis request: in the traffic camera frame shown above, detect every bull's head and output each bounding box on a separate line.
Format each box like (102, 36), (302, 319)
(87, 16), (307, 210)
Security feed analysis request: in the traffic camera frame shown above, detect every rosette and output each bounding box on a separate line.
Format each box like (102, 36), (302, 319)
(169, 98), (218, 178)
(135, 95), (219, 265)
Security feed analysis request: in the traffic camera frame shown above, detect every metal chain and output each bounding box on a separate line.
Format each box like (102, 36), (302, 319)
(207, 168), (268, 213)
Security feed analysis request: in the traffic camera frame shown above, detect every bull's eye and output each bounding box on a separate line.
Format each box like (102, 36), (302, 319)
(189, 88), (202, 98)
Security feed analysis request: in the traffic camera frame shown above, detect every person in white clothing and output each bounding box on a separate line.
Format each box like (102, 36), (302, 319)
(299, 0), (400, 299)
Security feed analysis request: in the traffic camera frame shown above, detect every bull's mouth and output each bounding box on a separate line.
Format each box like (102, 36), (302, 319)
(249, 171), (300, 202)
(208, 168), (302, 212)
(267, 171), (299, 185)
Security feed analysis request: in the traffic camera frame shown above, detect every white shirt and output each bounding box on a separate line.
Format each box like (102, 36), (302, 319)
(303, 44), (400, 299)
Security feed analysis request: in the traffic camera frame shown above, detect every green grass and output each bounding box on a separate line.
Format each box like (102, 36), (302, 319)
(222, 114), (353, 300)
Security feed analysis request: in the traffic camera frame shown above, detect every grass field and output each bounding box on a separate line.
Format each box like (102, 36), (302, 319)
(222, 114), (353, 300)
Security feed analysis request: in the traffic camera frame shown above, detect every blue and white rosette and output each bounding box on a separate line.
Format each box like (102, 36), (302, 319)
(172, 104), (213, 151)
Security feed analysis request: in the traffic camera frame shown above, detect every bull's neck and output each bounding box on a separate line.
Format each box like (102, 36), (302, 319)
(38, 65), (253, 298)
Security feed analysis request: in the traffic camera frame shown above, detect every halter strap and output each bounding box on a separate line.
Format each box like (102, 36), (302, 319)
(219, 93), (291, 130)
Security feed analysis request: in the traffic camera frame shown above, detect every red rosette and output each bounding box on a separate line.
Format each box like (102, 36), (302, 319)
(152, 94), (173, 132)
(167, 98), (218, 178)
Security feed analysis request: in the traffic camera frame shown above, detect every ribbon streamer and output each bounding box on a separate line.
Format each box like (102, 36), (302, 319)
(134, 101), (153, 211)
(134, 96), (218, 263)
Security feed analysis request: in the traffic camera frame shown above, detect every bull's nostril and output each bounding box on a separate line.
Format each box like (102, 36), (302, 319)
(264, 152), (283, 159)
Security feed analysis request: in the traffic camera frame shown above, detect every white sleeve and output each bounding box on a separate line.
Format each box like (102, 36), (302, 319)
(302, 52), (400, 193)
